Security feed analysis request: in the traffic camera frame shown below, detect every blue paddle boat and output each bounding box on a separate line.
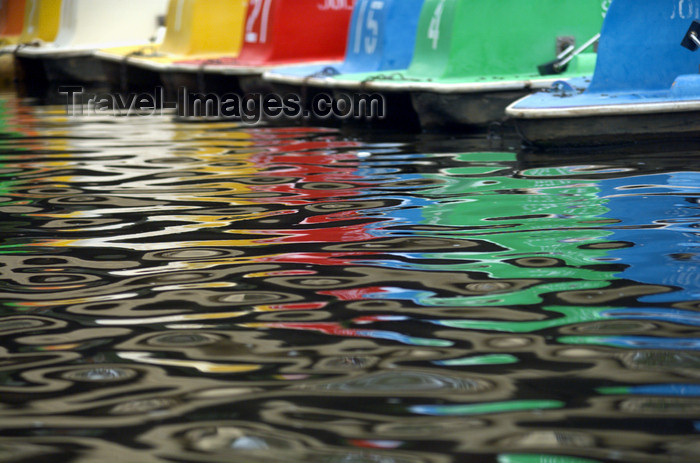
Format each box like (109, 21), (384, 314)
(507, 0), (700, 146)
(262, 0), (423, 93)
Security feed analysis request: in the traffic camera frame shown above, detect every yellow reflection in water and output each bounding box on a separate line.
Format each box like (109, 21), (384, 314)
(119, 351), (261, 374)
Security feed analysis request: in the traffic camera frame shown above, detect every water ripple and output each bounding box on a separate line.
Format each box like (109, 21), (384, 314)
(0, 98), (698, 462)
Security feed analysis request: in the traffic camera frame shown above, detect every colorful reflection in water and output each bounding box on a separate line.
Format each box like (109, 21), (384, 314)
(0, 96), (699, 462)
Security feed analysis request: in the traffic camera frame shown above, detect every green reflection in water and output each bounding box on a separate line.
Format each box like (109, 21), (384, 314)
(434, 353), (519, 366)
(415, 279), (611, 308)
(402, 154), (617, 309)
(411, 399), (564, 416)
(453, 152), (518, 162)
(436, 305), (612, 333)
(499, 454), (603, 463)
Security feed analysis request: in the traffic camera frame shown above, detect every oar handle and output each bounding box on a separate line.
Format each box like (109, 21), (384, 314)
(690, 32), (700, 48)
(681, 20), (700, 51)
(554, 33), (601, 72)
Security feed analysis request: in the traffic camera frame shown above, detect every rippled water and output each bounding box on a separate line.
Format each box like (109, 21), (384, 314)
(0, 95), (699, 463)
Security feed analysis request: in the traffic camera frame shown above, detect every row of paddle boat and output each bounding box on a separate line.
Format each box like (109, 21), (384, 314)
(1, 0), (604, 130)
(1, 0), (700, 147)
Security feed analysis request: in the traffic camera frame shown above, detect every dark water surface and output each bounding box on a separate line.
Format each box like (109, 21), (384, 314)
(0, 96), (699, 463)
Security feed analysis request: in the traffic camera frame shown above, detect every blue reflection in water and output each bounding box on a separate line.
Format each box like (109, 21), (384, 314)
(603, 308), (700, 326)
(600, 384), (700, 396)
(598, 172), (700, 303)
(559, 336), (700, 350)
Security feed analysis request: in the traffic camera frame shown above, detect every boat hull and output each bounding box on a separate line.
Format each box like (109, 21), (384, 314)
(267, 80), (327, 109)
(43, 55), (105, 86)
(261, 80), (338, 127)
(14, 54), (49, 98)
(15, 53), (108, 99)
(264, 80), (417, 129)
(101, 58), (163, 96)
(159, 69), (245, 117)
(412, 89), (529, 129)
(514, 110), (700, 147)
(335, 88), (419, 131)
(238, 73), (273, 95)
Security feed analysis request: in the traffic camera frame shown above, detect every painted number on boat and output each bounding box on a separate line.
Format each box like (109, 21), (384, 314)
(246, 0), (273, 43)
(601, 0), (611, 17)
(671, 0), (700, 19)
(318, 0), (355, 10)
(428, 0), (446, 50)
(354, 0), (384, 54)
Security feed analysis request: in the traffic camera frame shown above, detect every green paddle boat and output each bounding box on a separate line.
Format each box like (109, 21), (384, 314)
(325, 0), (607, 129)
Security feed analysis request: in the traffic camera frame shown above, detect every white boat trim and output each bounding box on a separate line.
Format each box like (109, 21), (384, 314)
(192, 59), (340, 76)
(262, 69), (342, 87)
(506, 98), (700, 118)
(1, 42), (62, 55)
(99, 56), (268, 75)
(93, 50), (124, 63)
(0, 44), (21, 55)
(265, 76), (571, 93)
(16, 46), (97, 59)
(191, 64), (271, 75)
(111, 57), (180, 72)
(110, 58), (342, 77)
(263, 72), (317, 85)
(93, 49), (160, 63)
